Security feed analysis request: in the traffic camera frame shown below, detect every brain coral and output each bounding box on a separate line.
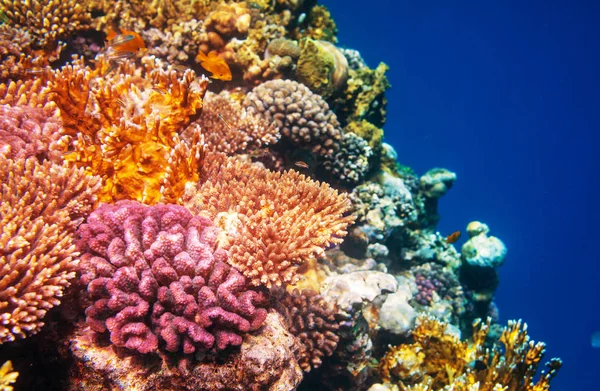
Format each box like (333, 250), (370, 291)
(78, 200), (269, 355)
(243, 79), (342, 157)
(0, 156), (100, 343)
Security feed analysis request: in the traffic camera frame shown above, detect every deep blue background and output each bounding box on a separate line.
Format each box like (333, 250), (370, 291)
(325, 0), (599, 389)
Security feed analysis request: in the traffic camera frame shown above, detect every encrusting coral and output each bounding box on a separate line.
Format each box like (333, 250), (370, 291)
(78, 200), (269, 355)
(378, 315), (561, 391)
(0, 156), (100, 344)
(278, 289), (340, 372)
(0, 360), (18, 391)
(48, 56), (209, 204)
(182, 152), (355, 288)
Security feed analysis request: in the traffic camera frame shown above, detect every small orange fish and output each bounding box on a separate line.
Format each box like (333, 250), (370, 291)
(446, 231), (461, 244)
(196, 50), (232, 81)
(106, 29), (146, 55)
(294, 161), (309, 169)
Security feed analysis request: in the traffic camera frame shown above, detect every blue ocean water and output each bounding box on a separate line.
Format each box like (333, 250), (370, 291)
(326, 0), (599, 389)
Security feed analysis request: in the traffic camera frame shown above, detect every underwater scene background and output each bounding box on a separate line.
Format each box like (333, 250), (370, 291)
(328, 0), (599, 389)
(0, 0), (597, 390)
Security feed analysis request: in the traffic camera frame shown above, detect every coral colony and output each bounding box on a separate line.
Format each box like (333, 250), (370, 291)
(0, 1), (560, 390)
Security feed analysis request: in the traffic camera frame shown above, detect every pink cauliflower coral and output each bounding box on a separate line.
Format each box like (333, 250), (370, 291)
(77, 200), (269, 355)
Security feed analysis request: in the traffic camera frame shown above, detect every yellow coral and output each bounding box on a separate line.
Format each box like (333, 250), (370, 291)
(379, 316), (561, 391)
(0, 361), (18, 391)
(48, 56), (208, 203)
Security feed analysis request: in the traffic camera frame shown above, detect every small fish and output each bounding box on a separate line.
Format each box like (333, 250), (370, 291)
(294, 161), (309, 169)
(106, 29), (146, 54)
(445, 230), (461, 244)
(108, 51), (136, 61)
(0, 10), (9, 24)
(218, 113), (234, 131)
(196, 50), (232, 81)
(592, 331), (600, 348)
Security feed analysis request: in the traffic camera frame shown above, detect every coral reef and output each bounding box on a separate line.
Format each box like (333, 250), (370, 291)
(0, 156), (100, 343)
(78, 201), (269, 355)
(420, 168), (457, 199)
(0, 361), (18, 391)
(318, 131), (373, 186)
(278, 289), (340, 372)
(195, 90), (279, 154)
(296, 39), (348, 98)
(0, 104), (63, 161)
(182, 152), (354, 288)
(378, 315), (561, 391)
(243, 79), (342, 157)
(68, 311), (303, 391)
(48, 56), (209, 203)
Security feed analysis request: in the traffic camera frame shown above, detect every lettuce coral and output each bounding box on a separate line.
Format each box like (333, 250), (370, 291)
(48, 56), (209, 204)
(0, 156), (100, 343)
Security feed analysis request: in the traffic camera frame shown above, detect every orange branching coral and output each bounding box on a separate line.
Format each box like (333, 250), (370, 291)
(47, 56), (209, 203)
(0, 78), (54, 108)
(0, 361), (18, 391)
(378, 315), (562, 391)
(194, 90), (279, 154)
(0, 156), (101, 343)
(182, 152), (355, 288)
(0, 0), (91, 49)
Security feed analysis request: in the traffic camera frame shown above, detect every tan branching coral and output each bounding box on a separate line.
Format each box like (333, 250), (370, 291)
(194, 90), (279, 154)
(47, 56), (209, 203)
(278, 289), (340, 372)
(0, 361), (18, 391)
(0, 156), (101, 343)
(0, 0), (91, 49)
(182, 152), (355, 288)
(379, 315), (561, 391)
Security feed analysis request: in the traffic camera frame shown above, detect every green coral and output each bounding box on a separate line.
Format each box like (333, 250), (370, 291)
(296, 38), (336, 97)
(304, 5), (338, 42)
(334, 62), (391, 127)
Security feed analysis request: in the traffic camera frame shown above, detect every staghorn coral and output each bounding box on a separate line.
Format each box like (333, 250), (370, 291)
(0, 156), (100, 343)
(0, 361), (18, 391)
(78, 200), (269, 356)
(243, 79), (342, 157)
(278, 289), (340, 372)
(378, 315), (561, 391)
(48, 56), (209, 204)
(0, 104), (64, 162)
(0, 0), (91, 49)
(194, 90), (279, 155)
(182, 152), (355, 288)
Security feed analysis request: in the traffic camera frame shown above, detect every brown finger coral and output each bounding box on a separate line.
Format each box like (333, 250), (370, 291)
(277, 289), (340, 372)
(0, 156), (100, 344)
(378, 315), (561, 391)
(182, 152), (355, 288)
(48, 56), (209, 204)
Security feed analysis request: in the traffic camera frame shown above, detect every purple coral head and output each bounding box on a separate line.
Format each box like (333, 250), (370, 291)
(78, 200), (269, 356)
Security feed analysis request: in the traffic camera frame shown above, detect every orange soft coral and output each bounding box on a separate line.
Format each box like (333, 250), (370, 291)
(182, 152), (355, 288)
(379, 315), (561, 391)
(47, 56), (209, 204)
